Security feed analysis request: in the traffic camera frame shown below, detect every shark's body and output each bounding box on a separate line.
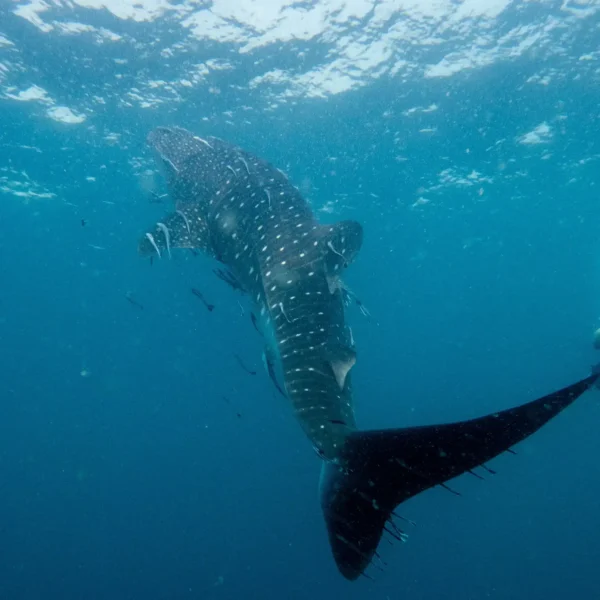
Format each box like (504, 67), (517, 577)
(140, 127), (597, 580)
(142, 128), (359, 458)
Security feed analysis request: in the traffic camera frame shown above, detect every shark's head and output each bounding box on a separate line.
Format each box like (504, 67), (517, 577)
(138, 127), (228, 261)
(147, 126), (240, 213)
(147, 126), (206, 181)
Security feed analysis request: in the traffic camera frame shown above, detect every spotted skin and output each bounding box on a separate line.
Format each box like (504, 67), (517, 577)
(142, 127), (359, 459)
(139, 127), (599, 582)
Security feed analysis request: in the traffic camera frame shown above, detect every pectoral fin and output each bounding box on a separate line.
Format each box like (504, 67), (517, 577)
(138, 208), (212, 258)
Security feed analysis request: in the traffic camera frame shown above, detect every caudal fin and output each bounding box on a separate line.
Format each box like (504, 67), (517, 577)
(320, 374), (598, 580)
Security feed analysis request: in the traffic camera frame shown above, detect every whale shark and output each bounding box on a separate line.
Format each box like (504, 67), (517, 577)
(139, 126), (598, 580)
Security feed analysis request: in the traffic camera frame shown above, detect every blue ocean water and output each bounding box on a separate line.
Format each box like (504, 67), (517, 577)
(1, 1), (600, 598)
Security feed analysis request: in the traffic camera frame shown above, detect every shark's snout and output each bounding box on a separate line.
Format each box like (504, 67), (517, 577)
(146, 126), (176, 152)
(146, 127), (178, 181)
(147, 126), (198, 174)
(147, 126), (218, 180)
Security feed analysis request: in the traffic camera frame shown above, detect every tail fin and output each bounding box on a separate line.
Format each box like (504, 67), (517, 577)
(320, 374), (598, 580)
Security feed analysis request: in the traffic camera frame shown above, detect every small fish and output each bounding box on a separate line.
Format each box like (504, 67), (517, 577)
(191, 288), (215, 312)
(81, 219), (86, 227)
(156, 222), (172, 259)
(237, 300), (245, 317)
(238, 154), (250, 175)
(214, 268), (245, 293)
(149, 191), (167, 204)
(234, 354), (256, 376)
(355, 298), (371, 318)
(262, 350), (286, 398)
(250, 313), (260, 333)
(341, 287), (371, 318)
(125, 292), (144, 310)
(145, 233), (161, 258)
(222, 395), (242, 419)
(88, 244), (105, 251)
(176, 209), (191, 234)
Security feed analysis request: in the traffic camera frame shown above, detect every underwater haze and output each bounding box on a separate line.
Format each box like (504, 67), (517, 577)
(1, 0), (600, 599)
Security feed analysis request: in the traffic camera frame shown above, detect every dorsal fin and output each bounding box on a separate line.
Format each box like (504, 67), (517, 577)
(325, 338), (357, 390)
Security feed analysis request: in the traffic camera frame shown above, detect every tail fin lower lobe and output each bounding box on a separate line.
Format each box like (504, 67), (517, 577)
(320, 374), (598, 580)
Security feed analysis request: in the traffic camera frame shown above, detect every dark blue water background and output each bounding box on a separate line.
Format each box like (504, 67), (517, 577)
(1, 2), (599, 599)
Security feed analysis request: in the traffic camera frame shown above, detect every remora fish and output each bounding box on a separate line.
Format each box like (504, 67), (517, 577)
(138, 126), (598, 580)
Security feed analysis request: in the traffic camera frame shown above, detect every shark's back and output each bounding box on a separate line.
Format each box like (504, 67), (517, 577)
(149, 127), (319, 294)
(143, 127), (363, 456)
(166, 131), (360, 452)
